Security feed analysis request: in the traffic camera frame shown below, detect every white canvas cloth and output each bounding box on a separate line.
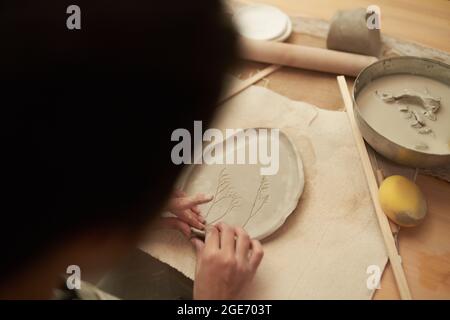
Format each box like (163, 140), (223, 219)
(140, 85), (388, 299)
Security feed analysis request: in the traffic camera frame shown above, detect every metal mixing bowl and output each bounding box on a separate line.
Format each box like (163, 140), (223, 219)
(352, 56), (450, 168)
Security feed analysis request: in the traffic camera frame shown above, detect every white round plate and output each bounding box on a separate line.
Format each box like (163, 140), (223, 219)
(178, 129), (304, 240)
(234, 5), (291, 42)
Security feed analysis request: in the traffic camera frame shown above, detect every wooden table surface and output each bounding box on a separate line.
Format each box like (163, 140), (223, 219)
(238, 0), (450, 52)
(232, 0), (450, 299)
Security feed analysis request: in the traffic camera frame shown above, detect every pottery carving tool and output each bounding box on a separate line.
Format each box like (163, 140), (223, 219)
(190, 228), (206, 241)
(337, 75), (413, 300)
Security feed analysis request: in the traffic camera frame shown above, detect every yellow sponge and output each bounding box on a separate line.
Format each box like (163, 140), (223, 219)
(378, 175), (427, 227)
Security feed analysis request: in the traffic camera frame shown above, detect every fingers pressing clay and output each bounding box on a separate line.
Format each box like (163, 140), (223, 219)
(217, 223), (236, 255)
(204, 226), (220, 251)
(249, 239), (264, 271)
(190, 205), (202, 215)
(170, 194), (214, 211)
(176, 209), (205, 230)
(235, 227), (251, 261)
(191, 237), (205, 255)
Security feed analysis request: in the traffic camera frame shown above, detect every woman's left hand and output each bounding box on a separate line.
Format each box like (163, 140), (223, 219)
(154, 190), (213, 237)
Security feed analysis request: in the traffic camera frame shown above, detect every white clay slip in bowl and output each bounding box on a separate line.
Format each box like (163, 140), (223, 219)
(353, 57), (450, 168)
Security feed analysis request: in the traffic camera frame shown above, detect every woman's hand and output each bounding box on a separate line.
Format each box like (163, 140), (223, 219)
(153, 190), (213, 237)
(191, 223), (264, 300)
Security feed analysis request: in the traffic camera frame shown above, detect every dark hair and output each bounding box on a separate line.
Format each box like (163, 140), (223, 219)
(0, 1), (237, 279)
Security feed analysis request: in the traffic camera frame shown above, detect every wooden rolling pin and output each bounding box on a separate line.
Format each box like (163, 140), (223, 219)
(240, 38), (378, 77)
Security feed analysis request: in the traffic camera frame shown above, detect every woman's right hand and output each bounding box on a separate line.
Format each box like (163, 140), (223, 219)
(191, 223), (264, 300)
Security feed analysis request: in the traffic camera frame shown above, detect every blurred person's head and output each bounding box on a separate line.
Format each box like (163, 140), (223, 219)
(0, 0), (237, 298)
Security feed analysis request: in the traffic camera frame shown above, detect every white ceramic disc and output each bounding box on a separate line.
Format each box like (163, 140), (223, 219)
(178, 129), (304, 240)
(271, 15), (292, 42)
(234, 5), (290, 41)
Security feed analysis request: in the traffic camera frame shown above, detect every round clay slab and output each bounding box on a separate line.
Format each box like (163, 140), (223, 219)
(179, 129), (304, 240)
(234, 5), (289, 41)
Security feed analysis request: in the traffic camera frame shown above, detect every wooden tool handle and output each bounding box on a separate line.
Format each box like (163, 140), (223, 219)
(337, 76), (412, 300)
(219, 64), (282, 104)
(240, 38), (378, 77)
